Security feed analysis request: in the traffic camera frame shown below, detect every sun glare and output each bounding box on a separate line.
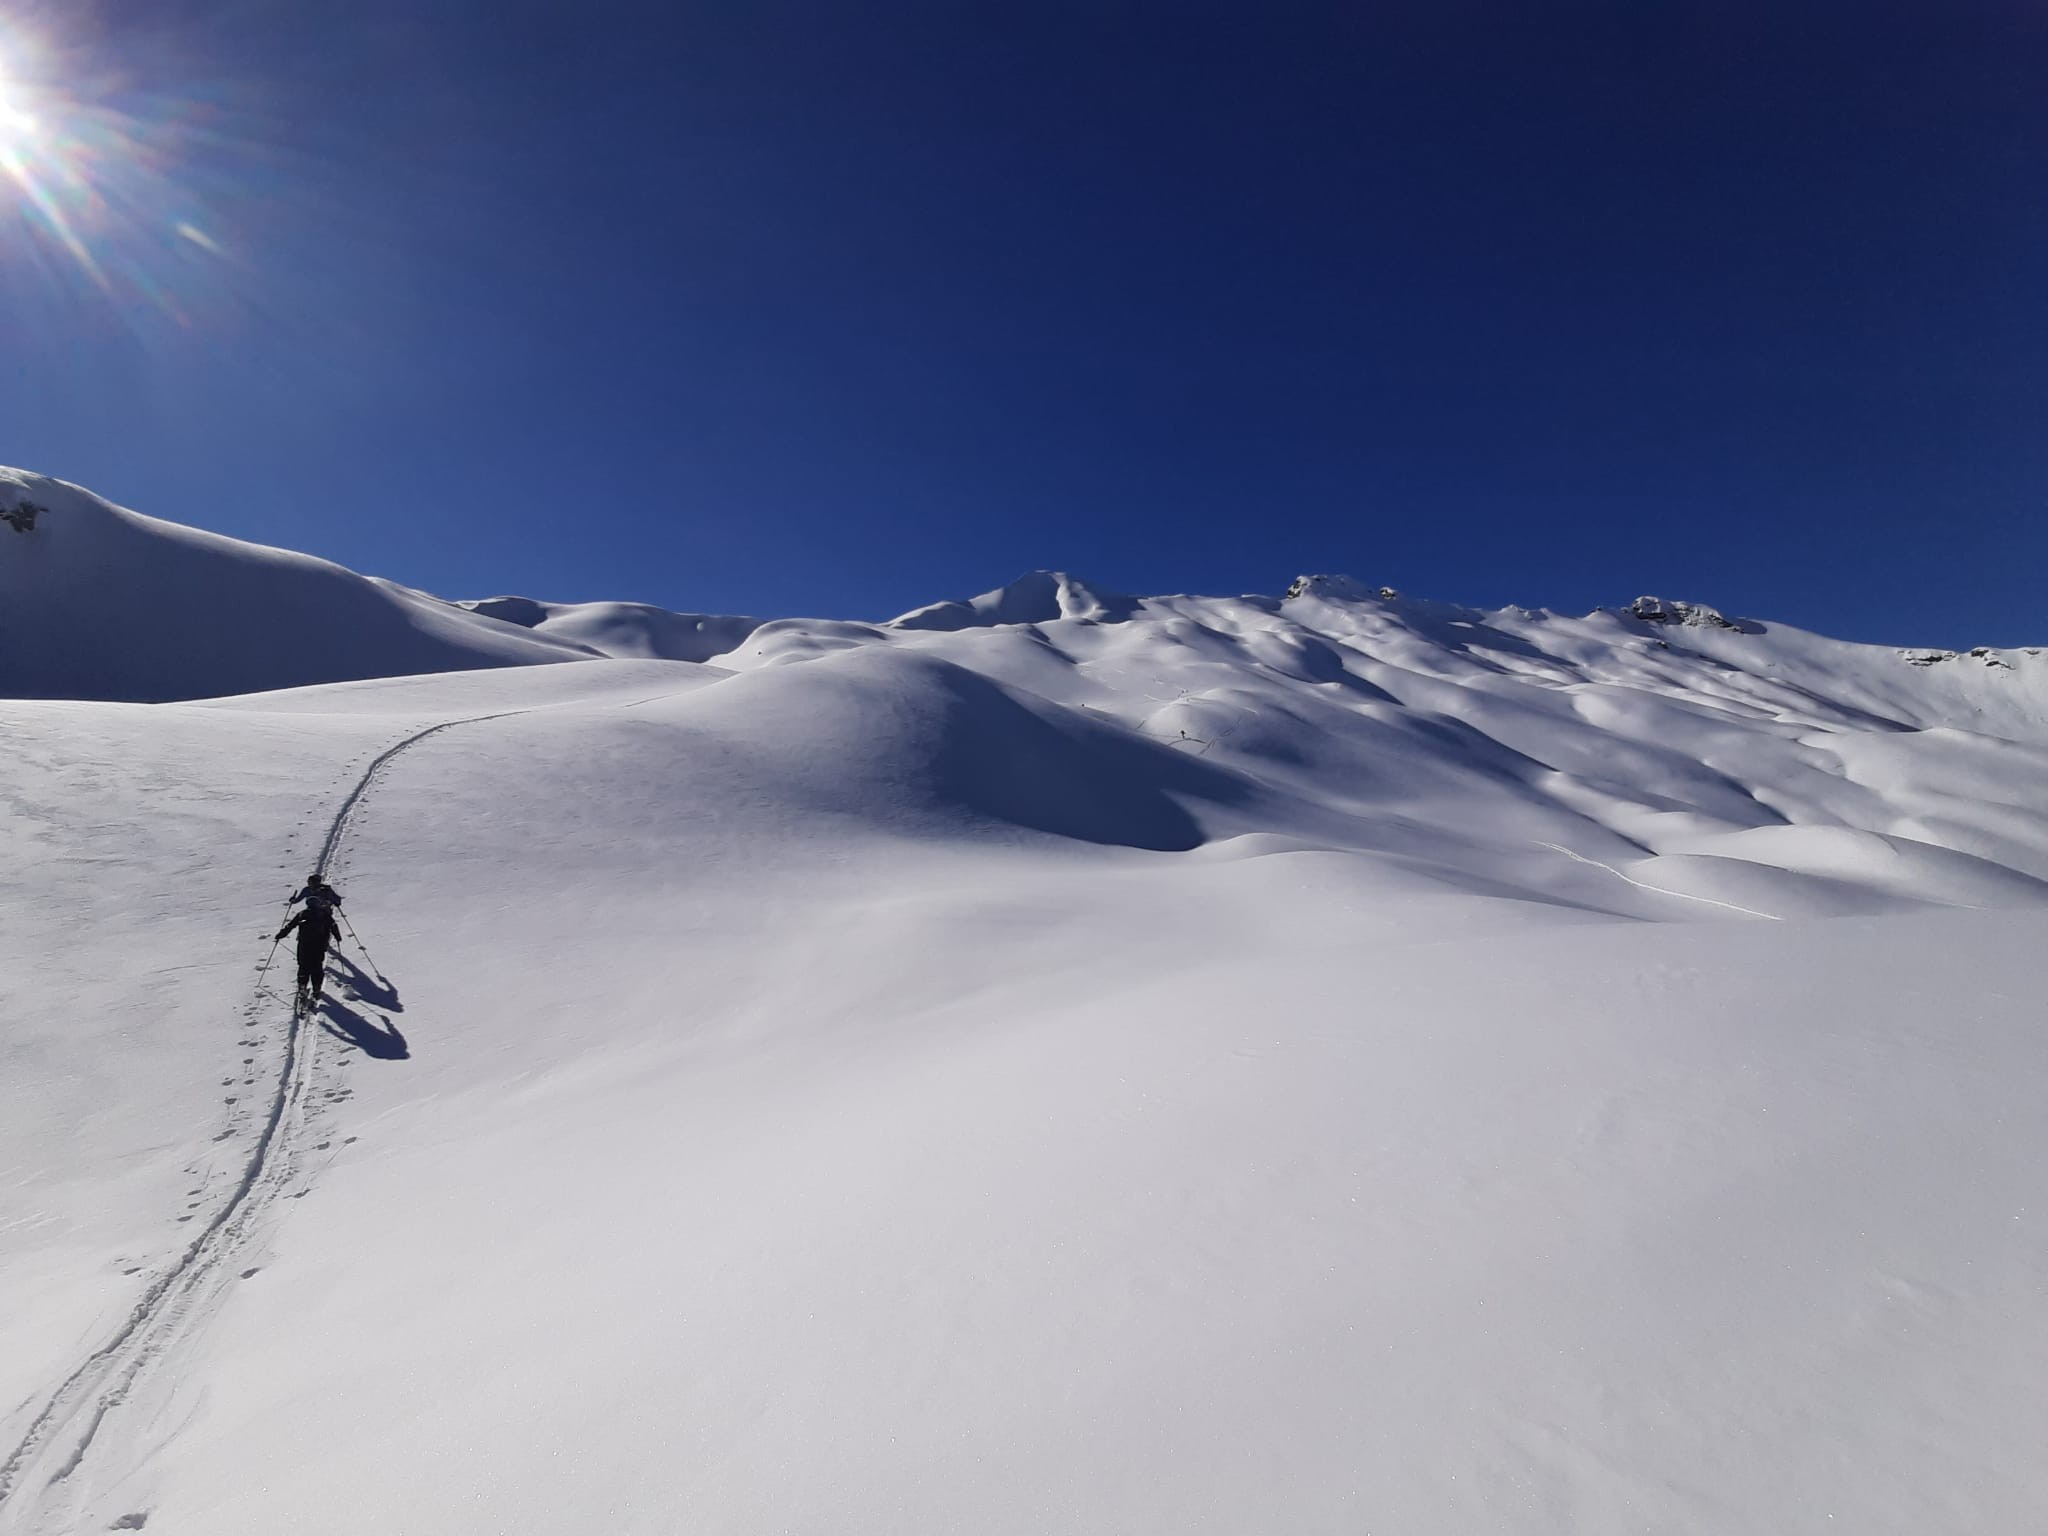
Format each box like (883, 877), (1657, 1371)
(0, 62), (36, 154)
(0, 21), (244, 323)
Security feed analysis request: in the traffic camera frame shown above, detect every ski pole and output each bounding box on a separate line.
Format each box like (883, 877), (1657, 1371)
(339, 910), (382, 977)
(255, 933), (283, 987)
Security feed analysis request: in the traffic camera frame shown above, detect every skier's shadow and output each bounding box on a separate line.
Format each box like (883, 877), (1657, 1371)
(331, 952), (402, 1014)
(316, 996), (410, 1060)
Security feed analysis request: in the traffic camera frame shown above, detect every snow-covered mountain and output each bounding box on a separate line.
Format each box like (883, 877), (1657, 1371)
(5, 471), (2048, 1533)
(0, 469), (597, 702)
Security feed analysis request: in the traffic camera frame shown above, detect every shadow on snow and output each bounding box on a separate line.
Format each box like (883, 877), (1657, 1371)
(316, 996), (410, 1060)
(315, 952), (409, 1059)
(330, 951), (402, 1013)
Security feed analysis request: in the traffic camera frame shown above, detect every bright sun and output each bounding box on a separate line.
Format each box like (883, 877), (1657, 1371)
(0, 64), (37, 157)
(0, 23), (233, 315)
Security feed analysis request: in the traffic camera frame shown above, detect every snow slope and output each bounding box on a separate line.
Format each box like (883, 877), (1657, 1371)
(458, 595), (765, 664)
(5, 497), (2048, 1534)
(0, 469), (595, 702)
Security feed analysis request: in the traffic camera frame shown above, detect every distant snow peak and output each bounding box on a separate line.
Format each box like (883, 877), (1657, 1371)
(1283, 574), (1399, 603)
(889, 570), (1138, 631)
(1626, 595), (1740, 631)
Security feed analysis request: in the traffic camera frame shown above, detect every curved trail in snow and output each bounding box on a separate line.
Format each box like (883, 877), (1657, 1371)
(0, 710), (517, 1533)
(1536, 840), (1784, 922)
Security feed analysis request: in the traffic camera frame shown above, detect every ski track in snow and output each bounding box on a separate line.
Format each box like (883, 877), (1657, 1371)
(0, 712), (514, 1533)
(1534, 840), (1785, 922)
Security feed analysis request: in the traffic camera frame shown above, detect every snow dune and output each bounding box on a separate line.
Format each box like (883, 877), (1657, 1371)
(4, 477), (2047, 1533)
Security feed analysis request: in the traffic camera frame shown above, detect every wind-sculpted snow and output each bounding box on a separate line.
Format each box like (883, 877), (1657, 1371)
(675, 578), (2048, 916)
(5, 477), (2048, 1532)
(643, 650), (1251, 852)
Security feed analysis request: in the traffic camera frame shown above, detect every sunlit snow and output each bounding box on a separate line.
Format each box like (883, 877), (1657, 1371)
(3, 466), (2045, 1534)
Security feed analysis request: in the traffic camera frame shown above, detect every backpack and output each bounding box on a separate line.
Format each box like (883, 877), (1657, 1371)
(297, 882), (341, 913)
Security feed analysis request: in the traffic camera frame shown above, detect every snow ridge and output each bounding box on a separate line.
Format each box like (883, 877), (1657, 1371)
(1, 463), (2035, 709)
(0, 468), (595, 703)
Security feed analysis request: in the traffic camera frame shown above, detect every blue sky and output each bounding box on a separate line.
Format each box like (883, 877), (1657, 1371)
(1, 2), (2042, 645)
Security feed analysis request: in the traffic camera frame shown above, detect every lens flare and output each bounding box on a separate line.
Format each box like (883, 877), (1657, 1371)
(0, 17), (240, 329)
(0, 80), (37, 145)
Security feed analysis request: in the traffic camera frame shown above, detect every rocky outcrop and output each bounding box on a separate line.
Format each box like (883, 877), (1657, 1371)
(1625, 596), (1741, 630)
(1903, 646), (2016, 670)
(1283, 575), (1399, 602)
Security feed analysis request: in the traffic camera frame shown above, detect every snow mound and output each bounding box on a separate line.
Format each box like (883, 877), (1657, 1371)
(664, 648), (1252, 850)
(460, 596), (763, 664)
(889, 569), (1139, 630)
(0, 468), (595, 703)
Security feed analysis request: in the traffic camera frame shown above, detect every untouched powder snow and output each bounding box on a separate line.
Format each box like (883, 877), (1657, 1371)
(5, 480), (2048, 1534)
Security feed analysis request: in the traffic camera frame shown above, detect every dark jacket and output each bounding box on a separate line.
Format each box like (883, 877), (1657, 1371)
(277, 907), (339, 953)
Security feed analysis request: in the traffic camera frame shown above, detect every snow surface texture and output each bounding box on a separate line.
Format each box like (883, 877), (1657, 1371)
(4, 474), (2048, 1534)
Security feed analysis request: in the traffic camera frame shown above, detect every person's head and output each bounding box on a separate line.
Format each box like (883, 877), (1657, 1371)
(308, 875), (327, 888)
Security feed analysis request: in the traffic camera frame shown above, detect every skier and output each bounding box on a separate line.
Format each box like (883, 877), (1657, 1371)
(290, 874), (342, 914)
(275, 900), (341, 1010)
